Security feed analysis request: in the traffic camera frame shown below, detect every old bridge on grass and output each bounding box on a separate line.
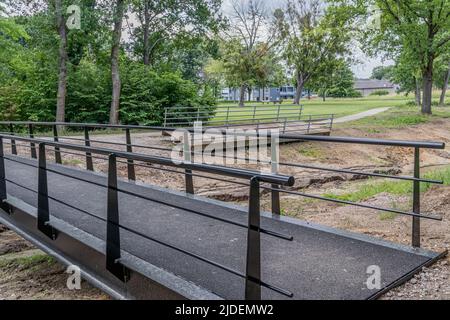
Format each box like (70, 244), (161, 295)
(0, 121), (447, 300)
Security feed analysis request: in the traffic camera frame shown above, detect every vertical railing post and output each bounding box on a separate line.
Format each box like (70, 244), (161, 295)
(412, 147), (421, 248)
(84, 126), (94, 171)
(329, 114), (334, 134)
(298, 105), (302, 120)
(37, 143), (57, 239)
(53, 125), (62, 164)
(29, 123), (37, 159)
(226, 106), (231, 128)
(252, 105), (257, 124)
(0, 137), (7, 204)
(282, 118), (287, 134)
(271, 134), (280, 215)
(9, 124), (17, 155)
(163, 108), (168, 127)
(106, 154), (129, 281)
(245, 177), (261, 300)
(184, 131), (194, 194)
(307, 115), (312, 134)
(0, 136), (10, 213)
(125, 129), (136, 181)
(276, 104), (281, 122)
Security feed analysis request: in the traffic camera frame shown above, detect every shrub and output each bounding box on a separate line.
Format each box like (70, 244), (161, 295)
(327, 88), (362, 98)
(369, 90), (390, 96)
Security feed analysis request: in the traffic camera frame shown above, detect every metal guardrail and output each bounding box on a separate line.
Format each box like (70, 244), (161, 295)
(162, 105), (334, 134)
(0, 121), (446, 251)
(0, 133), (296, 299)
(164, 104), (304, 127)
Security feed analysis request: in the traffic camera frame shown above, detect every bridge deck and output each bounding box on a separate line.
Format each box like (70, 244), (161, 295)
(1, 155), (443, 300)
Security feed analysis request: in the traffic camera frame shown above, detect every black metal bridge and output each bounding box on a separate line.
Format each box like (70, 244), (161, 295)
(0, 121), (447, 300)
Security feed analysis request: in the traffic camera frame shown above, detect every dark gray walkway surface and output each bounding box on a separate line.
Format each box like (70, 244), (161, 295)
(3, 155), (441, 299)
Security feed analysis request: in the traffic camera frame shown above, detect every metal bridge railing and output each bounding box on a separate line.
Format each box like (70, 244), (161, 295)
(0, 133), (295, 300)
(162, 105), (334, 134)
(164, 104), (303, 126)
(0, 121), (446, 250)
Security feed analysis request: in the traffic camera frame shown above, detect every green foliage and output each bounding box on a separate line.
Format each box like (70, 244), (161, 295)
(371, 66), (394, 80)
(0, 3), (218, 125)
(370, 90), (390, 96)
(327, 88), (363, 98)
(324, 166), (450, 203)
(337, 0), (450, 113)
(274, 0), (355, 102)
(120, 64), (216, 125)
(310, 60), (361, 99)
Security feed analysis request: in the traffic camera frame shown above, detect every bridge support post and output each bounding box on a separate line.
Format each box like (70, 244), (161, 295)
(329, 114), (334, 134)
(37, 143), (57, 239)
(125, 129), (135, 181)
(0, 137), (8, 205)
(53, 125), (62, 164)
(245, 177), (261, 300)
(183, 131), (194, 194)
(412, 148), (421, 248)
(307, 115), (312, 134)
(271, 134), (281, 215)
(9, 124), (17, 155)
(28, 124), (37, 159)
(106, 154), (130, 282)
(84, 126), (94, 171)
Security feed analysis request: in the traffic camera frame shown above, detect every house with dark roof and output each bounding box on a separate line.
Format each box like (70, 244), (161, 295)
(353, 79), (398, 96)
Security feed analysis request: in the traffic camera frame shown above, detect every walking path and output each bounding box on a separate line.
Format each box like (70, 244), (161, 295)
(333, 107), (390, 123)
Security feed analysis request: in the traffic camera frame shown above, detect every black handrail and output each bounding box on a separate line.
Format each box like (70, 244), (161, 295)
(0, 121), (446, 250)
(0, 134), (294, 186)
(0, 135), (296, 299)
(0, 121), (445, 149)
(0, 121), (447, 299)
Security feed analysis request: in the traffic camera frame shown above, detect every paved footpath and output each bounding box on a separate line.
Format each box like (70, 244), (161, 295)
(333, 107), (390, 123)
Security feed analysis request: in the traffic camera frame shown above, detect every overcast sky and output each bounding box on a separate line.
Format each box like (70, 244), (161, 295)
(222, 0), (393, 79)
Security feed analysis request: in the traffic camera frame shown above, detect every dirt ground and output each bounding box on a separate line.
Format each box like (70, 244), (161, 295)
(1, 118), (450, 300)
(0, 226), (109, 300)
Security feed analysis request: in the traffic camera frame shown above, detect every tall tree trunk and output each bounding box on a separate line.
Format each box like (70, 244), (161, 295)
(294, 72), (304, 105)
(109, 0), (125, 125)
(142, 1), (150, 65)
(439, 63), (450, 106)
(422, 57), (434, 115)
(247, 87), (252, 101)
(55, 0), (67, 123)
(415, 77), (422, 106)
(239, 84), (246, 107)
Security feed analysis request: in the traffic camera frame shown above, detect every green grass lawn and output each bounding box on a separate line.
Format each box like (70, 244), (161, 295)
(215, 95), (409, 123)
(216, 91), (449, 122)
(335, 103), (450, 133)
(323, 166), (450, 204)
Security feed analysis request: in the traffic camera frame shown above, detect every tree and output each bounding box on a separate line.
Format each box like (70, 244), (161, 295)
(439, 63), (449, 106)
(54, 0), (68, 123)
(345, 0), (450, 114)
(109, 0), (126, 125)
(204, 58), (226, 98)
(389, 48), (423, 105)
(273, 0), (353, 104)
(221, 0), (276, 106)
(371, 65), (394, 80)
(310, 59), (359, 101)
(130, 0), (222, 66)
(434, 54), (450, 106)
